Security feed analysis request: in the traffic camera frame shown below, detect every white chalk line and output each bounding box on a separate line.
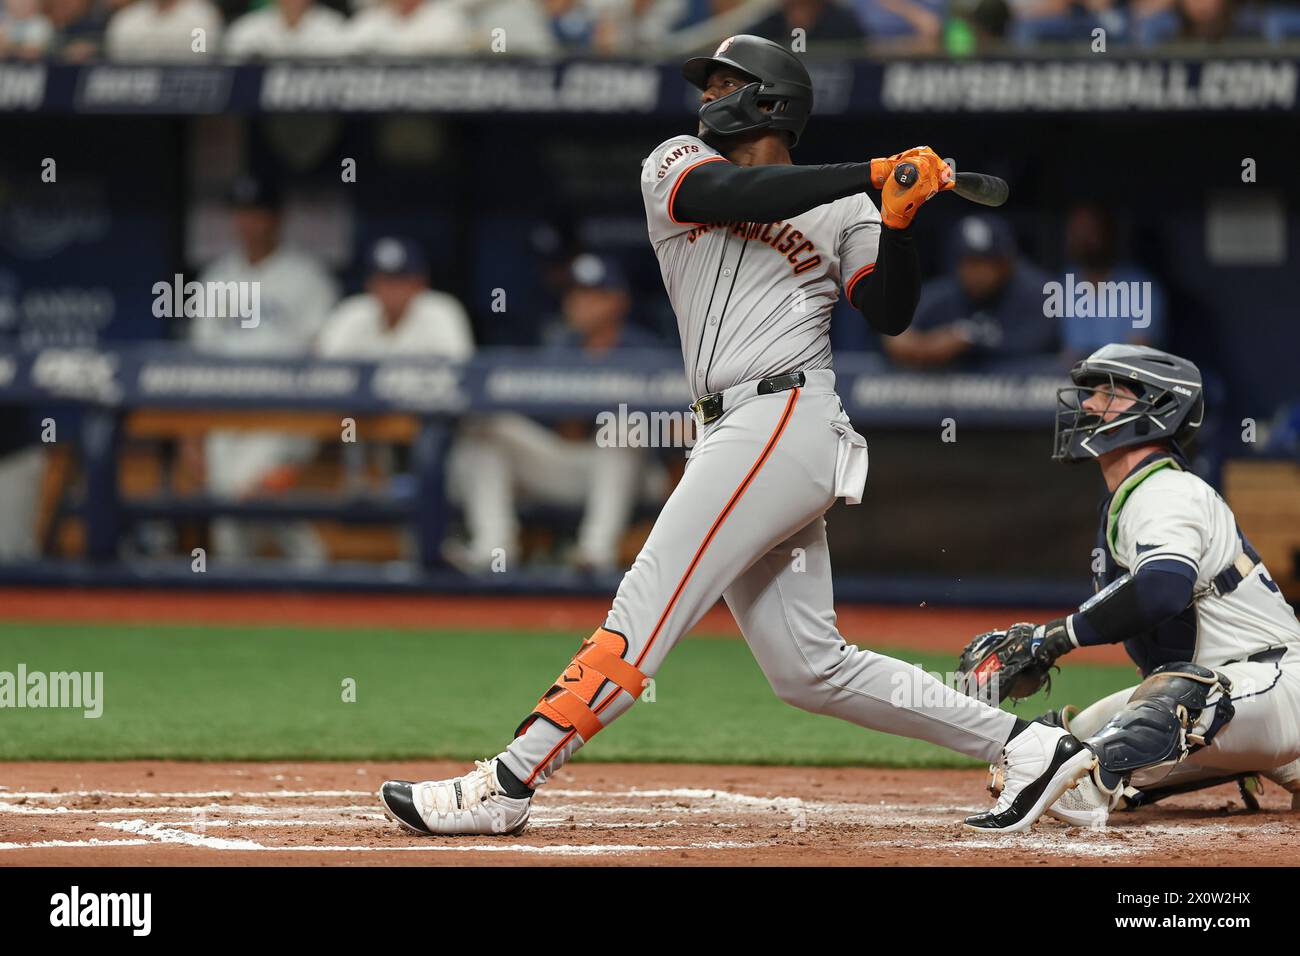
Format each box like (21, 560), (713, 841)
(0, 839), (155, 851)
(97, 820), (763, 856)
(0, 789), (374, 800)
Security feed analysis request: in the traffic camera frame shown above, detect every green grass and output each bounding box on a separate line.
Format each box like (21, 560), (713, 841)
(0, 623), (1136, 766)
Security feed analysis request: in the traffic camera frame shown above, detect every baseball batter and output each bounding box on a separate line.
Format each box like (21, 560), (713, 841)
(962, 344), (1300, 826)
(381, 35), (1095, 836)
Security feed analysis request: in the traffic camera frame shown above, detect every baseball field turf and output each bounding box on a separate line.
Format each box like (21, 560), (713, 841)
(0, 622), (1137, 766)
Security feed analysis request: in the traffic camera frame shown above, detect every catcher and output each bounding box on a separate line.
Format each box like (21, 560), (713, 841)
(959, 344), (1300, 826)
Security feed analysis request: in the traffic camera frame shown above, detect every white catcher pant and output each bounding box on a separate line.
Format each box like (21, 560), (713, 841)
(1070, 651), (1300, 794)
(500, 371), (1016, 788)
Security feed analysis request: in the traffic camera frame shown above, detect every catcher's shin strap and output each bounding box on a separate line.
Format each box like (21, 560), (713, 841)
(691, 371), (805, 426)
(515, 628), (648, 743)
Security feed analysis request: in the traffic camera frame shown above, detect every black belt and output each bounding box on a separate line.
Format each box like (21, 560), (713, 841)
(690, 371), (806, 426)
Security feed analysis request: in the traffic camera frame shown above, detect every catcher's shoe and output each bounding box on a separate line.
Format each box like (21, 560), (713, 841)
(380, 759), (531, 836)
(964, 722), (1096, 833)
(1046, 765), (1123, 828)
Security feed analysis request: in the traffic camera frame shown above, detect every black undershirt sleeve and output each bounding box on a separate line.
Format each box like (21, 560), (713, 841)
(672, 161), (873, 224)
(848, 226), (920, 337)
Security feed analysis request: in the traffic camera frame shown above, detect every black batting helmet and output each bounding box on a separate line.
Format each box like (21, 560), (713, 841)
(683, 35), (813, 147)
(1052, 344), (1205, 463)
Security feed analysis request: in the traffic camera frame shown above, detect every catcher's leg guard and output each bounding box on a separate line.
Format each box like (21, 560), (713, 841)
(514, 627), (648, 744)
(1086, 662), (1235, 778)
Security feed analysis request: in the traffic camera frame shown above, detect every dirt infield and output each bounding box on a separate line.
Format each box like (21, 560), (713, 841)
(2, 761), (1295, 866)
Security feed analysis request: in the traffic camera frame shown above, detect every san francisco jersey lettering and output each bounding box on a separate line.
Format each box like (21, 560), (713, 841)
(641, 134), (881, 399)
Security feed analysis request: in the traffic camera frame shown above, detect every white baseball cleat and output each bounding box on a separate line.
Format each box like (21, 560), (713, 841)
(380, 759), (531, 836)
(964, 722), (1097, 833)
(1046, 766), (1122, 828)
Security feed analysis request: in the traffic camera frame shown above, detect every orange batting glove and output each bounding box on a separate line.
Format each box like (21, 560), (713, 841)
(869, 146), (933, 190)
(875, 147), (955, 230)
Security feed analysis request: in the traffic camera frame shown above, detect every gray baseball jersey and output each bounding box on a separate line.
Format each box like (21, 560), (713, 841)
(498, 138), (1018, 790)
(641, 134), (882, 400)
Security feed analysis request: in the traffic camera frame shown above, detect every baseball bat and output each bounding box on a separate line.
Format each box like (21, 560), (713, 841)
(951, 171), (1010, 208)
(893, 163), (1010, 208)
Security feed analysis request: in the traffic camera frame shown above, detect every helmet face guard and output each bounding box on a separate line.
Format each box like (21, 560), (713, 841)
(698, 82), (780, 143)
(683, 35), (813, 147)
(1052, 344), (1205, 464)
(1052, 372), (1203, 463)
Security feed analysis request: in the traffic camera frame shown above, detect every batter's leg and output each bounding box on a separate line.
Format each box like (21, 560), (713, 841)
(500, 387), (835, 788)
(724, 516), (1015, 762)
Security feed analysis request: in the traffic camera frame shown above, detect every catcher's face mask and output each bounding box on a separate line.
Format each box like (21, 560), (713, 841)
(1052, 375), (1164, 462)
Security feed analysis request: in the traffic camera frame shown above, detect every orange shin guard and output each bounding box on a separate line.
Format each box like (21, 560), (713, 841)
(515, 628), (648, 743)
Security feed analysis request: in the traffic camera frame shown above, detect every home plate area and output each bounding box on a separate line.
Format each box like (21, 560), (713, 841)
(1, 762), (1296, 866)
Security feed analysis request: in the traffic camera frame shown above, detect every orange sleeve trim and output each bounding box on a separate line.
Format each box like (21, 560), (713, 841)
(844, 262), (876, 302)
(667, 156), (728, 226)
(524, 387), (802, 787)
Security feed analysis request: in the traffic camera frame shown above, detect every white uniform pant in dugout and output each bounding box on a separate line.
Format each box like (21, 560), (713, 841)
(447, 413), (667, 571)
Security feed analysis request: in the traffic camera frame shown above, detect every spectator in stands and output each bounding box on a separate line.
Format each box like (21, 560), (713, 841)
(948, 0), (1012, 48)
(224, 0), (347, 58)
(317, 237), (474, 360)
(542, 0), (598, 49)
(1264, 0), (1300, 43)
(882, 213), (1056, 369)
(1125, 0), (1260, 44)
(850, 0), (945, 49)
(445, 253), (667, 574)
(105, 0), (223, 60)
(463, 0), (558, 54)
(47, 0), (110, 61)
(187, 177), (339, 566)
(748, 0), (867, 46)
(590, 0), (687, 52)
(1174, 0), (1255, 40)
(0, 0), (55, 58)
(344, 0), (473, 55)
(1057, 202), (1166, 363)
(1005, 0), (1122, 48)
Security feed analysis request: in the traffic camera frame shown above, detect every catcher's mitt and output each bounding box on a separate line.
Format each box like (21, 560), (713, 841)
(956, 623), (1054, 704)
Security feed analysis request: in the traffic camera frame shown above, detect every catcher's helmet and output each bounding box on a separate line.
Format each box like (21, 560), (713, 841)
(682, 35), (813, 147)
(1053, 344), (1205, 463)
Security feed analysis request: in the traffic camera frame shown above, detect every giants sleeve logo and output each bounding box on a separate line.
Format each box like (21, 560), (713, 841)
(657, 143), (702, 180)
